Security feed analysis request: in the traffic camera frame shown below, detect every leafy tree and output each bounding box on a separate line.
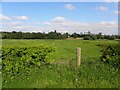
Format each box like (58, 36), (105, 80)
(83, 36), (92, 40)
(72, 32), (79, 38)
(1, 31), (119, 40)
(91, 35), (97, 40)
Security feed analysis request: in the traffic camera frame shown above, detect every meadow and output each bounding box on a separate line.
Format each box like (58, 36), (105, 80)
(2, 39), (119, 88)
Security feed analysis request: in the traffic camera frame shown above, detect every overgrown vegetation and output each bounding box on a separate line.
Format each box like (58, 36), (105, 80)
(2, 46), (55, 83)
(100, 43), (120, 68)
(3, 64), (119, 88)
(2, 39), (119, 88)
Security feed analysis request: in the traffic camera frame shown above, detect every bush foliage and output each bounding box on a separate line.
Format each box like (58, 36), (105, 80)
(100, 43), (120, 68)
(2, 46), (55, 83)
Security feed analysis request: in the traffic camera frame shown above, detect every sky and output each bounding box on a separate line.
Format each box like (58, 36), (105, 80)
(0, 2), (119, 35)
(1, 0), (119, 2)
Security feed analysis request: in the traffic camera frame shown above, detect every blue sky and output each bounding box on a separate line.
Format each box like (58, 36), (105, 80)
(1, 0), (119, 2)
(0, 2), (118, 35)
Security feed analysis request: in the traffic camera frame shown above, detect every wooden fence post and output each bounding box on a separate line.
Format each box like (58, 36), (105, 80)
(77, 48), (81, 67)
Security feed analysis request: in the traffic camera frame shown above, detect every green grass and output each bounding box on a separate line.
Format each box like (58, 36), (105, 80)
(2, 39), (117, 61)
(2, 39), (119, 88)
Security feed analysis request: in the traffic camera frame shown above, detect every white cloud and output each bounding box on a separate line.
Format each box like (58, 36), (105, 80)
(0, 14), (11, 21)
(53, 16), (66, 22)
(104, 0), (119, 2)
(64, 4), (75, 10)
(2, 21), (21, 27)
(114, 10), (120, 15)
(43, 22), (51, 25)
(13, 26), (34, 30)
(14, 16), (28, 20)
(1, 16), (118, 35)
(51, 19), (117, 35)
(0, 14), (29, 21)
(99, 21), (116, 25)
(96, 6), (108, 11)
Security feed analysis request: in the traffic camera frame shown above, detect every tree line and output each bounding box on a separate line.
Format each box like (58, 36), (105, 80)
(1, 30), (120, 40)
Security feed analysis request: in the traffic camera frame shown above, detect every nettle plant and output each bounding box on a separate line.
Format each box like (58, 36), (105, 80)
(100, 43), (120, 68)
(2, 45), (55, 82)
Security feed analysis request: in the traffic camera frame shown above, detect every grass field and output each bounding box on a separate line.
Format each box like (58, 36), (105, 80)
(2, 39), (119, 88)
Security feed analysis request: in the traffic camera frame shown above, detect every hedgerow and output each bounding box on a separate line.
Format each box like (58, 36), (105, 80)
(100, 43), (120, 68)
(2, 46), (55, 83)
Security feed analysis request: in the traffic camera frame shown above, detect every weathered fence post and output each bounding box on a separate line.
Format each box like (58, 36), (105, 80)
(77, 48), (81, 67)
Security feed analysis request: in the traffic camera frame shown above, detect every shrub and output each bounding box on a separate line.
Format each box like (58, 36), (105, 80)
(100, 43), (120, 68)
(109, 35), (116, 40)
(2, 45), (55, 83)
(83, 36), (92, 40)
(91, 35), (97, 40)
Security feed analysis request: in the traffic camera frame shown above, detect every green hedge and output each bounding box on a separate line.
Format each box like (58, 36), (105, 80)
(2, 46), (55, 83)
(100, 43), (120, 68)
